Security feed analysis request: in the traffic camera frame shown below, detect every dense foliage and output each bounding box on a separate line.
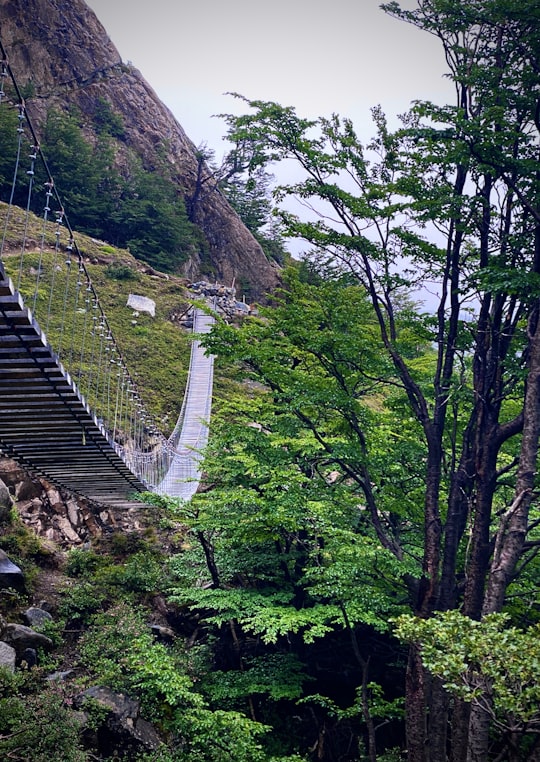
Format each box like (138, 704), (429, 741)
(186, 1), (539, 760)
(0, 100), (203, 273)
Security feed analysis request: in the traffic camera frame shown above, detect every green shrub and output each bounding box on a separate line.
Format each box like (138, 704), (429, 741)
(35, 616), (67, 649)
(105, 530), (153, 558)
(58, 579), (110, 624)
(121, 551), (164, 593)
(78, 602), (148, 692)
(79, 601), (197, 720)
(0, 688), (86, 762)
(0, 521), (51, 562)
(106, 262), (139, 280)
(65, 547), (104, 577)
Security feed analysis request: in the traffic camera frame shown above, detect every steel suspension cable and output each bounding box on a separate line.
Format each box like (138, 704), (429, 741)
(32, 181), (54, 313)
(17, 141), (37, 291)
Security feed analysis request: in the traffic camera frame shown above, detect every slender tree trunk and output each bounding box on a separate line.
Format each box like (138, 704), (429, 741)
(360, 659), (378, 762)
(450, 700), (471, 762)
(405, 439), (444, 762)
(342, 607), (378, 762)
(197, 530), (220, 587)
(462, 444), (498, 620)
(438, 447), (473, 612)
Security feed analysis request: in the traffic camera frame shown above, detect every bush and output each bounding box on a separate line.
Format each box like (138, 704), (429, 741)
(106, 262), (139, 281)
(0, 521), (52, 562)
(58, 579), (110, 624)
(121, 552), (164, 593)
(79, 601), (198, 720)
(0, 688), (86, 762)
(65, 547), (104, 577)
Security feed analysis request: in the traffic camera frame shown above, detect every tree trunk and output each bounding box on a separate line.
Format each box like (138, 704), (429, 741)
(483, 302), (540, 614)
(462, 447), (498, 620)
(427, 677), (449, 762)
(197, 530), (220, 587)
(405, 441), (444, 761)
(450, 700), (471, 762)
(466, 703), (492, 762)
(406, 644), (427, 762)
(438, 447), (473, 612)
(342, 607), (378, 762)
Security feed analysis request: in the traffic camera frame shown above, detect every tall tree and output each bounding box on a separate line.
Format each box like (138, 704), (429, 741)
(211, 2), (540, 760)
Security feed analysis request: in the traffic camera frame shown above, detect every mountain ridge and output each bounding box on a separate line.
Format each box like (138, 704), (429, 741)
(0, 0), (281, 300)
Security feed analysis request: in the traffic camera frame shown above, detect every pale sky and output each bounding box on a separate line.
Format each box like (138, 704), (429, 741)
(85, 0), (453, 160)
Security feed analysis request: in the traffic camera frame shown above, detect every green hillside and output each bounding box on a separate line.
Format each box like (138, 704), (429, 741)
(0, 201), (193, 435)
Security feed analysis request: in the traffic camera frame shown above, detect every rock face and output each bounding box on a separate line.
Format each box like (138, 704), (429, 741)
(0, 0), (280, 301)
(0, 457), (151, 546)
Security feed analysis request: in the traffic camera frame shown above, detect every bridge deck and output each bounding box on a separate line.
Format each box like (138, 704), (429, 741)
(0, 264), (147, 508)
(156, 309), (214, 500)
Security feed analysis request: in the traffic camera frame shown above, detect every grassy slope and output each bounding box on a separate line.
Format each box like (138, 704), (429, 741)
(0, 202), (196, 436)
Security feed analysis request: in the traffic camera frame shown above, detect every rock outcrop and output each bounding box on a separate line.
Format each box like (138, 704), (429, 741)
(3, 622), (53, 659)
(76, 686), (162, 754)
(0, 458), (150, 546)
(0, 640), (16, 672)
(0, 0), (281, 300)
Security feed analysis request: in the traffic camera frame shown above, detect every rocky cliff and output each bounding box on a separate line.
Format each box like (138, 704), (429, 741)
(0, 0), (280, 300)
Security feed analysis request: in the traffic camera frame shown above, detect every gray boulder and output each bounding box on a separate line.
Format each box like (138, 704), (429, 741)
(80, 686), (139, 719)
(0, 478), (13, 523)
(0, 640), (16, 673)
(24, 607), (53, 628)
(3, 623), (53, 659)
(0, 549), (25, 594)
(77, 686), (161, 752)
(150, 624), (176, 643)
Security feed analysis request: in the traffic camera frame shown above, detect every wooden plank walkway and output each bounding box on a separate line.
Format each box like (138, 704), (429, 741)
(0, 263), (147, 508)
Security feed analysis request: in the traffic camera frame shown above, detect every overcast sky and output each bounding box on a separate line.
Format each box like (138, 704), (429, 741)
(85, 0), (454, 160)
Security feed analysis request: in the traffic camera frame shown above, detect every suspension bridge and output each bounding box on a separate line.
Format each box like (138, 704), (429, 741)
(0, 49), (216, 507)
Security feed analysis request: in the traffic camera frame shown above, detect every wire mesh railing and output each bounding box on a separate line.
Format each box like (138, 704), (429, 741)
(155, 308), (215, 499)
